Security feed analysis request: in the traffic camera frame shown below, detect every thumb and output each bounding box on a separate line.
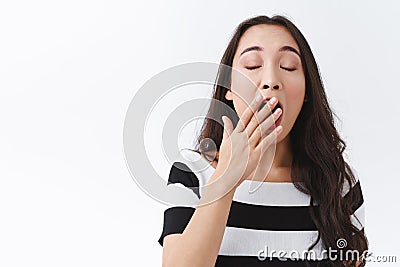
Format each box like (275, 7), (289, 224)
(222, 116), (233, 140)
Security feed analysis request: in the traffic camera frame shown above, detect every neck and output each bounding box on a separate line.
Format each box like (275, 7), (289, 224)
(271, 134), (293, 169)
(257, 134), (294, 183)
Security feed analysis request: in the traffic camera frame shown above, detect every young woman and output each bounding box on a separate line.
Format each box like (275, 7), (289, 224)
(158, 15), (368, 267)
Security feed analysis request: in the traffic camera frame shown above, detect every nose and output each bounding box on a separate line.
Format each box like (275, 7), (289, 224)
(263, 81), (281, 90)
(261, 67), (282, 91)
(258, 67), (283, 100)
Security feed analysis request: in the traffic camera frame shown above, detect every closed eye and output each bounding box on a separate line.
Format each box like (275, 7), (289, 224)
(281, 66), (296, 72)
(245, 66), (296, 71)
(245, 66), (261, 70)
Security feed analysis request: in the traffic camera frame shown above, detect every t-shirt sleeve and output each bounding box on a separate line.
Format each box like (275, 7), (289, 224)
(158, 161), (201, 246)
(343, 178), (365, 231)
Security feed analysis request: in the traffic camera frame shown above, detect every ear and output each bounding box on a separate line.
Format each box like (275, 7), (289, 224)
(225, 89), (233, 101)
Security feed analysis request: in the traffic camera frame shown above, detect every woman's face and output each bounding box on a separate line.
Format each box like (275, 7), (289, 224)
(228, 24), (306, 142)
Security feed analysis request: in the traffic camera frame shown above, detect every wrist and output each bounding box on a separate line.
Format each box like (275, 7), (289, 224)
(198, 171), (238, 204)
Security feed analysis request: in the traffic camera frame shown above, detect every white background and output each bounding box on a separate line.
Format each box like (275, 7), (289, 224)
(1, 0), (399, 266)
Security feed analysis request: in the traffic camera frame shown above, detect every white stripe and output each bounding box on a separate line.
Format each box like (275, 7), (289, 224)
(177, 149), (314, 205)
(351, 203), (365, 230)
(233, 180), (312, 206)
(218, 226), (327, 260)
(178, 149), (363, 202)
(176, 149), (362, 208)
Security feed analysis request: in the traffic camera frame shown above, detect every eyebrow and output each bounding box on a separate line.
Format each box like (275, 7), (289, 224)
(239, 45), (301, 58)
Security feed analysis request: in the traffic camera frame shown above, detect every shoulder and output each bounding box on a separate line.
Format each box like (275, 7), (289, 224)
(167, 148), (215, 198)
(158, 149), (215, 246)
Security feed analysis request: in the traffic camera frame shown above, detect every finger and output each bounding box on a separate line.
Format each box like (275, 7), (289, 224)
(222, 116), (234, 140)
(255, 125), (283, 153)
(235, 95), (264, 133)
(247, 97), (279, 137)
(249, 108), (282, 146)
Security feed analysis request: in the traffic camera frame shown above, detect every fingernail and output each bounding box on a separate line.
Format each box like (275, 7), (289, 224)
(269, 97), (277, 105)
(276, 125), (283, 133)
(255, 95), (262, 102)
(274, 108), (282, 116)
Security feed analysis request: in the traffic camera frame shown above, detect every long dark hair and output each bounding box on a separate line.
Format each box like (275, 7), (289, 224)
(194, 15), (368, 266)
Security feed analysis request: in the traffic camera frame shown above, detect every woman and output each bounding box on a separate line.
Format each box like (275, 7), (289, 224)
(158, 15), (368, 267)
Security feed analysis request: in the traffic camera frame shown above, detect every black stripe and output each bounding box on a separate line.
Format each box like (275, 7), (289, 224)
(159, 191), (364, 240)
(159, 204), (316, 234)
(228, 201), (318, 231)
(158, 206), (195, 246)
(226, 181), (364, 231)
(167, 162), (200, 198)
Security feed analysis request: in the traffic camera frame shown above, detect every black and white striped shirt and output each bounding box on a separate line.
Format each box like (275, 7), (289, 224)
(158, 149), (365, 266)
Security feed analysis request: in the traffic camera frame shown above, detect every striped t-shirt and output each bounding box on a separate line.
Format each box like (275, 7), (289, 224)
(158, 149), (365, 266)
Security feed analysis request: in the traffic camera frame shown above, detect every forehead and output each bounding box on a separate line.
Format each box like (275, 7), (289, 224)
(235, 24), (299, 56)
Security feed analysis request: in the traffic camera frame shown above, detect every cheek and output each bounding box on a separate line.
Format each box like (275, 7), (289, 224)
(230, 70), (258, 116)
(285, 86), (305, 119)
